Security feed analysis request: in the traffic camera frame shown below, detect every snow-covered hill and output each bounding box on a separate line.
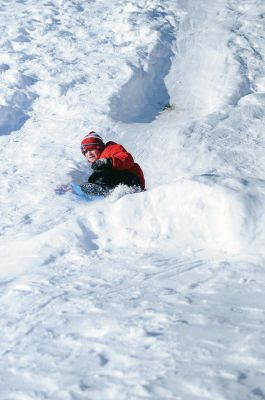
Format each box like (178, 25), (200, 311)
(1, 0), (265, 399)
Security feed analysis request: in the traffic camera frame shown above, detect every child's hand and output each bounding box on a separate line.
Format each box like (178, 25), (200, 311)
(91, 158), (112, 170)
(55, 184), (73, 195)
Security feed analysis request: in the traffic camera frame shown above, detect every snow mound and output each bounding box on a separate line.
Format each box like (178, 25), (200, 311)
(87, 178), (265, 256)
(0, 66), (37, 135)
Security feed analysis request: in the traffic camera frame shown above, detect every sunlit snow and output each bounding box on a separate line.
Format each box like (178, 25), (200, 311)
(0, 0), (265, 399)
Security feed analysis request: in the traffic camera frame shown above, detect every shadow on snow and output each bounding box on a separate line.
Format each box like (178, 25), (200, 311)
(109, 13), (176, 124)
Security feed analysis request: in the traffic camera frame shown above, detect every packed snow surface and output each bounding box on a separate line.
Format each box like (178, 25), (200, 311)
(1, 0), (265, 399)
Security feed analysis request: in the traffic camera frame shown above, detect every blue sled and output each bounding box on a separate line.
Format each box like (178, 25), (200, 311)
(71, 184), (104, 201)
(55, 183), (104, 202)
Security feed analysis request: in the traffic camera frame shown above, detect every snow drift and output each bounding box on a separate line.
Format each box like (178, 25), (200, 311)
(86, 177), (265, 256)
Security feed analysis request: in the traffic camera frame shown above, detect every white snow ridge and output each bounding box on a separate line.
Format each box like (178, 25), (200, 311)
(1, 0), (265, 399)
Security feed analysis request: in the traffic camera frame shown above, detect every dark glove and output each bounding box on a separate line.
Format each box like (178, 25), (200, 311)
(91, 158), (112, 171)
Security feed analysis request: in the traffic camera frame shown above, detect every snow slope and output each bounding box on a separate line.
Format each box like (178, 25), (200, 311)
(1, 0), (265, 399)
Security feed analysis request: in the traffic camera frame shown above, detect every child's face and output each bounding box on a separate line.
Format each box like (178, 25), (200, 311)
(85, 149), (101, 163)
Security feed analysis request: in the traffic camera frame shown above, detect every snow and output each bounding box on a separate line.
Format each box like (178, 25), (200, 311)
(1, 0), (265, 399)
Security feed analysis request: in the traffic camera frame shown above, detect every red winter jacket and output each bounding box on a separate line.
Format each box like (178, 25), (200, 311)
(99, 141), (145, 189)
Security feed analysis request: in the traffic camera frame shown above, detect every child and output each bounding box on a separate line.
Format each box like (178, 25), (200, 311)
(80, 131), (145, 191)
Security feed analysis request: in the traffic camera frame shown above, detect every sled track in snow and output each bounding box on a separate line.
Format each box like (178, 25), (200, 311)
(109, 9), (177, 123)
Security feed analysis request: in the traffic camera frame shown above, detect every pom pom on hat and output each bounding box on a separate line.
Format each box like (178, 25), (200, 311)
(81, 131), (105, 154)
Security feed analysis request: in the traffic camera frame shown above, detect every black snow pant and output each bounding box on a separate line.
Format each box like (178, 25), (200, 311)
(88, 169), (141, 190)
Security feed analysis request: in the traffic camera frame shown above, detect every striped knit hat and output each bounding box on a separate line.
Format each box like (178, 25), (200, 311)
(81, 131), (105, 155)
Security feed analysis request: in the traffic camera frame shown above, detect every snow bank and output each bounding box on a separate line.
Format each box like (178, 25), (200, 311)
(109, 16), (175, 123)
(87, 178), (265, 256)
(0, 208), (98, 280)
(0, 65), (37, 135)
